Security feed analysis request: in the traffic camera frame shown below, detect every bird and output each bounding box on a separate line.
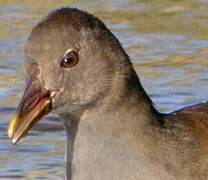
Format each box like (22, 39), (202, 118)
(7, 7), (208, 180)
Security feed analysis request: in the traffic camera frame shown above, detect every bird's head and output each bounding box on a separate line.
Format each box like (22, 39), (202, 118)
(8, 8), (132, 144)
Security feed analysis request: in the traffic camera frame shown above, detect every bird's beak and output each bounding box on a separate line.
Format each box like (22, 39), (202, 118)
(8, 80), (52, 144)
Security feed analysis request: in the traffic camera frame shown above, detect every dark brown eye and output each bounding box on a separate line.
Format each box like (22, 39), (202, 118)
(60, 51), (78, 68)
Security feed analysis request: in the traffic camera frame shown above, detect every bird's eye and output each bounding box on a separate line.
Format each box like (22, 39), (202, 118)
(60, 51), (78, 68)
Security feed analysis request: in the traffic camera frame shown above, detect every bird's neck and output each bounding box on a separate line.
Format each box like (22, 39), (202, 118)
(60, 68), (164, 179)
(80, 81), (163, 139)
(82, 67), (164, 128)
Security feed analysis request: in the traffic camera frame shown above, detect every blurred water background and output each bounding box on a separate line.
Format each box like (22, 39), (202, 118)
(1, 0), (208, 179)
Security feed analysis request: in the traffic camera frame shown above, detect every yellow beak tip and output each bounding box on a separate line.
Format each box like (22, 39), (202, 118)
(8, 128), (13, 139)
(7, 114), (18, 139)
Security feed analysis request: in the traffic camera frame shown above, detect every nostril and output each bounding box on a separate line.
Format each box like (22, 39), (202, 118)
(22, 93), (39, 111)
(22, 89), (51, 112)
